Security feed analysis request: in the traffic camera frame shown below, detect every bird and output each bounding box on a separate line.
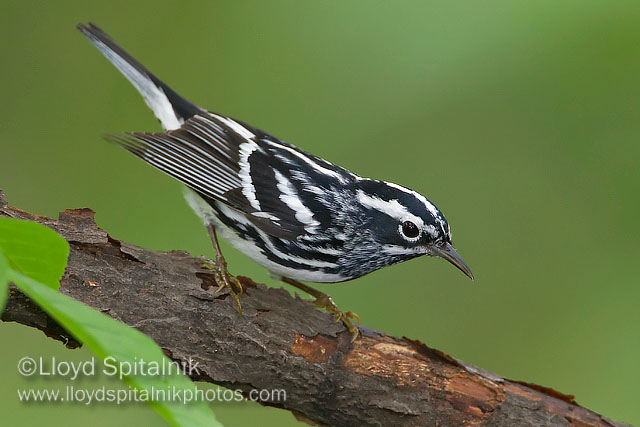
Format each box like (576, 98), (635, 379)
(77, 23), (473, 340)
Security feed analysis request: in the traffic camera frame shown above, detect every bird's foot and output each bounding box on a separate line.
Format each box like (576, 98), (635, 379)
(202, 257), (243, 316)
(312, 293), (361, 341)
(277, 276), (361, 341)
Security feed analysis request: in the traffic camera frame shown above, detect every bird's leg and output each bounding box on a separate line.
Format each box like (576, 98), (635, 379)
(279, 276), (360, 341)
(202, 224), (243, 315)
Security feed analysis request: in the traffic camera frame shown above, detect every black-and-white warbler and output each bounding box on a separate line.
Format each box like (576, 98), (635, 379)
(78, 23), (473, 340)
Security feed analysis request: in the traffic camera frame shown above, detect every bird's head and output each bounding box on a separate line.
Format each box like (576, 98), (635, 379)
(355, 179), (473, 280)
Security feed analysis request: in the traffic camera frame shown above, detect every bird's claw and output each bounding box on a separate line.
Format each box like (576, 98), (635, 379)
(202, 259), (243, 316)
(313, 294), (360, 341)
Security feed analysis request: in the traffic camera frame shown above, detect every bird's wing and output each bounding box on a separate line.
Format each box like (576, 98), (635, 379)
(108, 112), (351, 239)
(79, 23), (353, 240)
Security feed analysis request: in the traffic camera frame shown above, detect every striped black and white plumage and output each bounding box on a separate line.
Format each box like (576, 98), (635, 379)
(78, 23), (473, 286)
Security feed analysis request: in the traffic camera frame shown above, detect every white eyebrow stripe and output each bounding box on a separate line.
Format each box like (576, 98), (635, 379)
(356, 190), (423, 226)
(385, 182), (440, 219)
(267, 141), (347, 183)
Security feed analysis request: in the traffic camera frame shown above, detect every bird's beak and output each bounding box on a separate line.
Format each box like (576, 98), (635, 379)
(431, 242), (474, 280)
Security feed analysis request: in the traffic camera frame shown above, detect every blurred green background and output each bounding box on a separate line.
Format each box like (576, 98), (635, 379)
(1, 1), (639, 425)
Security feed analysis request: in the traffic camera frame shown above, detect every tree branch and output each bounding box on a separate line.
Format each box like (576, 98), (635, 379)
(0, 190), (627, 426)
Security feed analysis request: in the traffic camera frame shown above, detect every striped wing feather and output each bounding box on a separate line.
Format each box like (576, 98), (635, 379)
(108, 113), (323, 239)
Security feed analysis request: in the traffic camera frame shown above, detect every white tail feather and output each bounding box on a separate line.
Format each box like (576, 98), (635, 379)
(88, 38), (181, 130)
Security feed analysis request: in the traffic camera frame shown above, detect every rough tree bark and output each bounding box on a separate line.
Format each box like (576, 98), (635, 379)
(0, 190), (628, 427)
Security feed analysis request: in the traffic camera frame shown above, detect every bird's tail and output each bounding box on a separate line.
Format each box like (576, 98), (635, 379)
(77, 23), (201, 130)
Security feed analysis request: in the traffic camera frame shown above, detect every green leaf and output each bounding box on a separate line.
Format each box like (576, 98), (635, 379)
(0, 217), (222, 426)
(0, 218), (69, 289)
(0, 250), (9, 314)
(10, 267), (222, 427)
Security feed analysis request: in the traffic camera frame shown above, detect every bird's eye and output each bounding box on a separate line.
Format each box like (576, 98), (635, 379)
(400, 221), (420, 239)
